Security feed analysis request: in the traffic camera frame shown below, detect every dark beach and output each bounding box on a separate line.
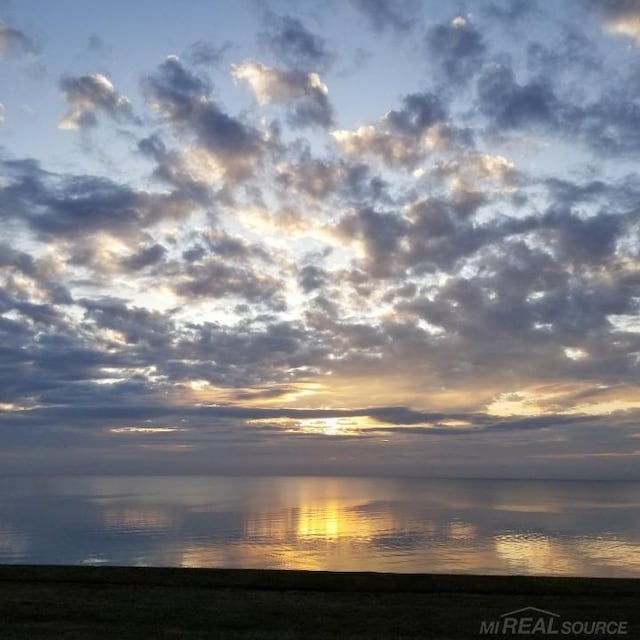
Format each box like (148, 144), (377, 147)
(0, 565), (637, 639)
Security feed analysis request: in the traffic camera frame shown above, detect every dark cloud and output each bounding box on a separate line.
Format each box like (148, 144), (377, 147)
(333, 91), (454, 168)
(476, 64), (558, 130)
(383, 92), (447, 136)
(541, 209), (624, 266)
(0, 242), (36, 275)
(0, 21), (39, 59)
(298, 264), (328, 292)
(482, 0), (537, 23)
(337, 207), (407, 277)
(425, 16), (487, 85)
(342, 163), (390, 203)
(82, 297), (175, 348)
(397, 204), (637, 359)
(259, 13), (332, 71)
(142, 56), (268, 181)
(525, 25), (601, 82)
(185, 40), (229, 67)
(475, 57), (640, 155)
(575, 92), (640, 155)
(137, 133), (211, 197)
(168, 320), (322, 387)
(349, 0), (415, 34)
(59, 73), (140, 129)
(0, 242), (73, 304)
(274, 150), (391, 207)
(86, 34), (111, 56)
(120, 243), (167, 271)
(275, 152), (342, 200)
(335, 195), (534, 277)
(142, 56), (212, 122)
(0, 156), (197, 238)
(173, 256), (285, 308)
(288, 92), (333, 129)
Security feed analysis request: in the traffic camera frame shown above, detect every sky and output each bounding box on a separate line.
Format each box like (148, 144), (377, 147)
(0, 0), (639, 478)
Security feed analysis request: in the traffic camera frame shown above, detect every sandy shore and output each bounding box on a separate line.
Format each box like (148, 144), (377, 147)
(0, 565), (637, 638)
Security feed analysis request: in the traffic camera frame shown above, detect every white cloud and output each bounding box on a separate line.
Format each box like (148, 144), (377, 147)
(232, 61), (333, 127)
(332, 125), (424, 168)
(232, 61), (328, 105)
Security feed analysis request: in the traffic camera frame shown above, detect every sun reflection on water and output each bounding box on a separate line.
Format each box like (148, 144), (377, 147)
(1, 477), (639, 576)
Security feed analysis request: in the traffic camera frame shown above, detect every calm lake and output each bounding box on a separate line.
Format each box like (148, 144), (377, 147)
(0, 476), (638, 577)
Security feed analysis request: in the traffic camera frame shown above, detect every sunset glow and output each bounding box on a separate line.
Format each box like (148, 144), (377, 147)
(0, 0), (639, 478)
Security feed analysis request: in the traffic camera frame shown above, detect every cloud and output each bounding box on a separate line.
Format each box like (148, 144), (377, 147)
(477, 63), (558, 130)
(438, 153), (516, 184)
(273, 148), (392, 208)
(0, 102), (4, 124)
(58, 74), (139, 130)
(82, 297), (175, 349)
(575, 92), (640, 155)
(540, 209), (625, 266)
(119, 244), (167, 272)
(142, 56), (269, 181)
(332, 125), (423, 168)
(349, 0), (416, 34)
(337, 207), (407, 277)
(482, 0), (537, 23)
(173, 258), (284, 308)
(332, 92), (452, 168)
(298, 264), (329, 292)
(142, 55), (211, 121)
(185, 40), (229, 66)
(259, 13), (332, 71)
(0, 241), (73, 305)
(0, 156), (198, 239)
(435, 152), (518, 214)
(86, 34), (111, 56)
(425, 15), (487, 84)
(383, 92), (448, 136)
(232, 61), (333, 128)
(596, 0), (640, 45)
(0, 22), (39, 60)
(1, 2), (640, 478)
(475, 59), (640, 155)
(275, 153), (344, 201)
(137, 134), (211, 196)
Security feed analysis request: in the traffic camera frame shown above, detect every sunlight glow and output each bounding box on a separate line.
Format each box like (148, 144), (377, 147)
(109, 426), (184, 434)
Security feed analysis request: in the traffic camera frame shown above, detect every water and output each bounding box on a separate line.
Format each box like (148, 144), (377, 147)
(0, 476), (638, 577)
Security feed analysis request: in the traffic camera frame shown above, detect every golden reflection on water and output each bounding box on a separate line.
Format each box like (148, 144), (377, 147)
(494, 534), (582, 575)
(295, 502), (384, 541)
(244, 501), (395, 543)
(576, 539), (640, 573)
(2, 477), (640, 576)
(96, 491), (640, 575)
(296, 503), (341, 539)
(494, 534), (640, 577)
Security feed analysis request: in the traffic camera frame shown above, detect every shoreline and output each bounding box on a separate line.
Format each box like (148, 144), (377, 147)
(1, 564), (639, 593)
(0, 565), (638, 638)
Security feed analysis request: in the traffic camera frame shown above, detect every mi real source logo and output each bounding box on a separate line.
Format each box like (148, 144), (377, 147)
(479, 606), (628, 636)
